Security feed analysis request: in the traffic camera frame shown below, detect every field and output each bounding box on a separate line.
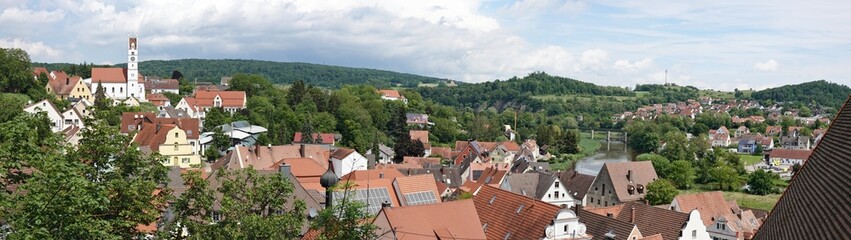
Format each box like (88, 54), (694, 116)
(740, 154), (765, 166)
(682, 186), (781, 211)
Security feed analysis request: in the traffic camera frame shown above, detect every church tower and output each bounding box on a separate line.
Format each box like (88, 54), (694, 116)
(126, 36), (145, 101)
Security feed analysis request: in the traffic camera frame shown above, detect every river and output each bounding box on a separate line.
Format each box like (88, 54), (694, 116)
(574, 141), (635, 175)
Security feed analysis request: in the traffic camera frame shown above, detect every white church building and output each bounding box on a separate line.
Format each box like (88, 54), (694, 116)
(86, 37), (146, 102)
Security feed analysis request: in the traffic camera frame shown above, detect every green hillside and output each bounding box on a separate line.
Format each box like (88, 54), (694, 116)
(751, 80), (851, 108)
(124, 59), (448, 89)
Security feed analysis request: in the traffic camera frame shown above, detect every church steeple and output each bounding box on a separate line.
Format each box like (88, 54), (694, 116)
(127, 36), (138, 84)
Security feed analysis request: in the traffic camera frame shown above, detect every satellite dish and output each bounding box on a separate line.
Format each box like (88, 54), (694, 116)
(577, 224), (587, 235)
(308, 208), (318, 218)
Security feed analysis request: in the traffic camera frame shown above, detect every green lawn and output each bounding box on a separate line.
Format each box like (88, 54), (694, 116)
(682, 186), (781, 211)
(740, 154), (764, 166)
(550, 138), (601, 171)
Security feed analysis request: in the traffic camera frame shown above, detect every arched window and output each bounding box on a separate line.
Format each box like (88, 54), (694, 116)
(174, 142), (179, 151)
(175, 132), (178, 138)
(111, 87), (115, 93)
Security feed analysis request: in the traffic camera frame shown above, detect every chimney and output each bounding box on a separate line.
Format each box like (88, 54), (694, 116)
(379, 172), (384, 179)
(279, 163), (291, 178)
(155, 122), (162, 133)
(627, 170), (632, 181)
(300, 144), (306, 158)
(575, 204), (582, 217)
(381, 200), (392, 208)
(630, 206), (635, 223)
(66, 78), (69, 85)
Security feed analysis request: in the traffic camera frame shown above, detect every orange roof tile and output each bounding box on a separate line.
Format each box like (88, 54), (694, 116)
(132, 122), (176, 152)
(394, 174), (441, 205)
(409, 130), (429, 144)
(378, 89), (404, 99)
(91, 68), (127, 83)
(473, 185), (561, 240)
(341, 169), (404, 181)
(193, 90), (246, 108)
(376, 200), (486, 240)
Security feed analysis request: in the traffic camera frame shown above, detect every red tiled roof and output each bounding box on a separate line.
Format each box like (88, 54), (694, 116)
(293, 132), (335, 144)
(193, 90), (246, 108)
(121, 112), (199, 139)
(91, 68), (127, 83)
(409, 130), (429, 144)
(402, 157), (440, 165)
(331, 148), (355, 160)
(394, 174), (441, 205)
(378, 89), (404, 99)
(673, 191), (760, 234)
(599, 161), (658, 202)
(46, 71), (83, 95)
(755, 96), (851, 240)
(586, 202), (691, 240)
(147, 93), (170, 106)
(500, 141), (521, 152)
(473, 185), (560, 240)
(430, 147), (452, 159)
(375, 200), (485, 239)
(340, 169), (404, 182)
(768, 149), (812, 160)
(32, 67), (48, 77)
(132, 123), (176, 152)
(143, 79), (179, 90)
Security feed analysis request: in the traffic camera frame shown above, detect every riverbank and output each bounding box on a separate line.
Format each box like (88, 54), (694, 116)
(549, 138), (602, 171)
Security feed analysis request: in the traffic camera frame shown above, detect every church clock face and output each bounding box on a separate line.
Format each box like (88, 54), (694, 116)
(130, 56), (136, 61)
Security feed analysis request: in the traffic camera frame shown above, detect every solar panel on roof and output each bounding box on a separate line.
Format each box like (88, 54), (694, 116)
(333, 187), (392, 215)
(404, 191), (438, 206)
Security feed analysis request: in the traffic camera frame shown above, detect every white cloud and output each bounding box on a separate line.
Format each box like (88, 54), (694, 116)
(613, 58), (654, 72)
(503, 0), (587, 16)
(754, 59), (779, 71)
(0, 38), (63, 61)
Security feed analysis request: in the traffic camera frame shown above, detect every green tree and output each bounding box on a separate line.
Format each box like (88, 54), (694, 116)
(204, 107), (231, 132)
(637, 153), (671, 178)
(625, 120), (660, 153)
(558, 129), (580, 154)
(287, 79), (307, 107)
(93, 80), (111, 110)
(206, 168), (305, 238)
(708, 164), (741, 191)
(0, 94), (26, 122)
(747, 169), (776, 195)
(645, 179), (679, 205)
(162, 91), (183, 106)
(667, 160), (696, 189)
(5, 119), (169, 239)
(0, 48), (34, 94)
(660, 131), (693, 161)
(310, 182), (380, 240)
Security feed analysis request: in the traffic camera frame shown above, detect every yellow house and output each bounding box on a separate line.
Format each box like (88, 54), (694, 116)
(45, 71), (93, 101)
(132, 122), (202, 168)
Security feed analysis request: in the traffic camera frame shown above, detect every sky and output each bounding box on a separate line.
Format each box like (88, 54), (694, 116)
(2, 0), (851, 91)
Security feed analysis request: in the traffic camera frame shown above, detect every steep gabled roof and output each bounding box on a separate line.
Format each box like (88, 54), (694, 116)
(558, 170), (596, 201)
(585, 202), (690, 240)
(578, 206), (639, 240)
(598, 161), (658, 202)
(91, 68), (127, 83)
(378, 89), (404, 99)
(768, 149), (812, 160)
(132, 123), (176, 152)
(754, 96), (851, 240)
(473, 185), (561, 240)
(193, 90), (246, 108)
(376, 200), (485, 240)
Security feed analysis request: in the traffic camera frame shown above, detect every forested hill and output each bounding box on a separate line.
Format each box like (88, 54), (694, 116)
(417, 72), (633, 109)
(117, 59), (448, 89)
(751, 80), (851, 108)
